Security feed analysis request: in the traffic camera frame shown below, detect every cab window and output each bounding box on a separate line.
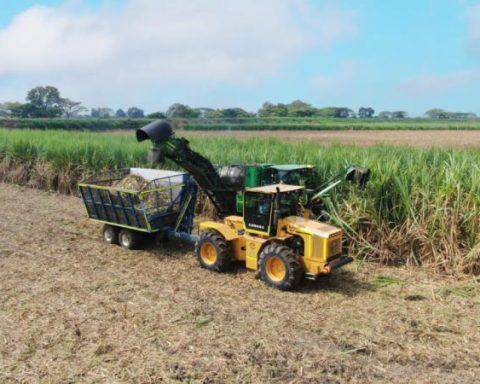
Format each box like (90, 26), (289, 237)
(244, 193), (272, 232)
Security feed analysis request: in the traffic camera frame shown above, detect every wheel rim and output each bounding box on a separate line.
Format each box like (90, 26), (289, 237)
(120, 232), (131, 247)
(200, 243), (217, 265)
(104, 229), (113, 242)
(266, 256), (287, 282)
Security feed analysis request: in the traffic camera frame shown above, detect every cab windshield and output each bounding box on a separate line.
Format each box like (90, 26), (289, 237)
(244, 193), (272, 232)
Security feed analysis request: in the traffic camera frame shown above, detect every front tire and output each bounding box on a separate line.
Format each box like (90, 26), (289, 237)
(259, 243), (303, 290)
(195, 230), (232, 272)
(103, 225), (119, 244)
(118, 229), (139, 249)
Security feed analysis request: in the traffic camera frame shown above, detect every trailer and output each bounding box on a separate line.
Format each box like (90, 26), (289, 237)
(78, 168), (198, 248)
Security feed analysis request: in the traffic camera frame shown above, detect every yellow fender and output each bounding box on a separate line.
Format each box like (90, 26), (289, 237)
(199, 221), (239, 241)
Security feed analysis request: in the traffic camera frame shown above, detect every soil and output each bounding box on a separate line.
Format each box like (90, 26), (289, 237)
(180, 129), (480, 148)
(0, 183), (479, 383)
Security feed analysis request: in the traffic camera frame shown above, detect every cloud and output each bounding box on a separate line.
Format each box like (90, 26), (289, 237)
(0, 0), (358, 108)
(397, 70), (480, 96)
(310, 61), (358, 93)
(467, 4), (480, 54)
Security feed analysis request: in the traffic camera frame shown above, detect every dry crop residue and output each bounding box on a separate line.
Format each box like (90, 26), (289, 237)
(179, 129), (480, 148)
(0, 183), (479, 383)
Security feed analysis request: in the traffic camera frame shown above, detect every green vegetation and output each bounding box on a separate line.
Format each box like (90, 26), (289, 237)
(1, 128), (480, 273)
(2, 116), (480, 131)
(183, 117), (480, 130)
(0, 118), (152, 131)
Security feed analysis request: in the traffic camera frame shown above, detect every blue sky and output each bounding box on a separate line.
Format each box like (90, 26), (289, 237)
(0, 0), (480, 116)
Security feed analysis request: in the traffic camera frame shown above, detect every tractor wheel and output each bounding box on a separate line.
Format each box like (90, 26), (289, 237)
(259, 243), (303, 290)
(103, 225), (119, 244)
(195, 230), (232, 272)
(118, 229), (139, 249)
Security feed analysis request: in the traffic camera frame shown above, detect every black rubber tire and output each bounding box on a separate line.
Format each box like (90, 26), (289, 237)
(259, 243), (303, 290)
(118, 229), (139, 249)
(195, 230), (233, 272)
(103, 225), (119, 244)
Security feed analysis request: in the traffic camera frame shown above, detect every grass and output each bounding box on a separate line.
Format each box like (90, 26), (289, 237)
(1, 128), (480, 273)
(183, 117), (480, 131)
(372, 275), (404, 288)
(2, 116), (480, 132)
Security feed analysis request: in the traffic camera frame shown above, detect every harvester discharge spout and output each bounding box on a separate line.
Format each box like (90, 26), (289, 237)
(136, 120), (238, 218)
(345, 165), (371, 190)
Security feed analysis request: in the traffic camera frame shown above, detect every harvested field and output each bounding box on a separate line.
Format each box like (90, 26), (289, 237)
(1, 183), (479, 383)
(180, 129), (480, 148)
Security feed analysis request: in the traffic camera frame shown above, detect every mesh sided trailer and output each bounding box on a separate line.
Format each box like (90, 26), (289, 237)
(78, 168), (197, 235)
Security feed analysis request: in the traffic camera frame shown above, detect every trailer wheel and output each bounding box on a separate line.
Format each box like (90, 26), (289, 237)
(259, 243), (303, 290)
(103, 225), (119, 244)
(195, 230), (232, 272)
(118, 229), (139, 249)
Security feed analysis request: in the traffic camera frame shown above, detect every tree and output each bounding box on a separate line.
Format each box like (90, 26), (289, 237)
(316, 107), (338, 118)
(315, 107), (354, 118)
(286, 100), (316, 117)
(391, 111), (407, 119)
(18, 86), (85, 118)
(127, 107), (145, 118)
(0, 103), (10, 117)
(2, 102), (33, 118)
(209, 108), (251, 118)
(258, 102), (288, 117)
(378, 111), (391, 119)
(147, 111), (166, 119)
(193, 108), (214, 118)
(166, 103), (200, 118)
(115, 109), (127, 118)
(335, 107), (354, 118)
(424, 109), (448, 119)
(27, 86), (61, 108)
(358, 107), (375, 118)
(91, 108), (113, 118)
(61, 98), (87, 118)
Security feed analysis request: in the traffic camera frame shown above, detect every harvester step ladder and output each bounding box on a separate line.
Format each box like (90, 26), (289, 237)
(174, 191), (194, 232)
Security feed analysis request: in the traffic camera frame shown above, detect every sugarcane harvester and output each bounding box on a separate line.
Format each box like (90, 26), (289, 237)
(136, 120), (369, 218)
(136, 120), (370, 290)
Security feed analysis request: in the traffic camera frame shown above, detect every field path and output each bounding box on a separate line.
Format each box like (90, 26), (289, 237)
(180, 129), (480, 148)
(0, 183), (479, 383)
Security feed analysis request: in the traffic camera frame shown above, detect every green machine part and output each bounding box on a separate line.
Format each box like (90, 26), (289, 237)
(235, 164), (317, 213)
(236, 164), (272, 213)
(245, 164), (272, 187)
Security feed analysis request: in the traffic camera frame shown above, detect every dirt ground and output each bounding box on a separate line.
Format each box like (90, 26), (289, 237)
(180, 130), (480, 148)
(1, 183), (479, 384)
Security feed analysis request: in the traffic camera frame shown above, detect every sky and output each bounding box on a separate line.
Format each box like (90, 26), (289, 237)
(0, 0), (480, 116)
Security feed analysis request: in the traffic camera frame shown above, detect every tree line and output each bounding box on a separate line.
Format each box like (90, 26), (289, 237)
(0, 86), (477, 120)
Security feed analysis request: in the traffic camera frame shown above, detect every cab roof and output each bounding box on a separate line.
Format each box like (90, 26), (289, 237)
(270, 164), (314, 171)
(246, 184), (304, 194)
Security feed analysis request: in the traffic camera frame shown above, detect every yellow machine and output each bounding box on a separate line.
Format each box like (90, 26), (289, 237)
(195, 184), (353, 290)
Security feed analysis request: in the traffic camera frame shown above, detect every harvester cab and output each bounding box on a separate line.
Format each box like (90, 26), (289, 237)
(243, 184), (303, 236)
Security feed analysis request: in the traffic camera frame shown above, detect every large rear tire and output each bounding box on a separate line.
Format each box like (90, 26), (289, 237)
(195, 230), (232, 272)
(259, 243), (303, 290)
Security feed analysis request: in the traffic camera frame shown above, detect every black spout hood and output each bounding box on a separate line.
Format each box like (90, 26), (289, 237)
(136, 120), (174, 142)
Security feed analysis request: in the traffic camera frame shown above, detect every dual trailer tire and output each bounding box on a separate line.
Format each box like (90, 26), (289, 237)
(102, 225), (139, 250)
